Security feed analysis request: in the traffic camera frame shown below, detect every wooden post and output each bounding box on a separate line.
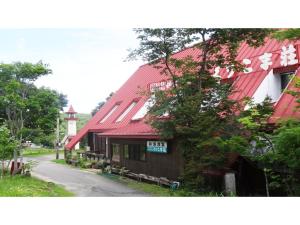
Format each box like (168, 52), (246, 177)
(225, 172), (236, 196)
(105, 137), (109, 158)
(56, 117), (60, 160)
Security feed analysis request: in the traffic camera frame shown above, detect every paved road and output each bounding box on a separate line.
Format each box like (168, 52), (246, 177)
(25, 155), (149, 197)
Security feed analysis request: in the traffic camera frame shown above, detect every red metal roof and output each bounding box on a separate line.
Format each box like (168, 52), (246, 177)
(66, 37), (300, 150)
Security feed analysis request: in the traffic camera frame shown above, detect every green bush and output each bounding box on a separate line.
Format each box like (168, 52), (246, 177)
(65, 151), (72, 164)
(269, 125), (300, 196)
(275, 126), (300, 170)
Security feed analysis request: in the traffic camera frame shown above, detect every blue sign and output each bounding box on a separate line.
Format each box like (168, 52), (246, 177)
(147, 141), (167, 153)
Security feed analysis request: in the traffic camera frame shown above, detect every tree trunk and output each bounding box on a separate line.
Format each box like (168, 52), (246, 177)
(19, 148), (23, 171)
(13, 149), (18, 175)
(19, 111), (24, 170)
(1, 161), (5, 179)
(264, 168), (270, 197)
(6, 160), (11, 172)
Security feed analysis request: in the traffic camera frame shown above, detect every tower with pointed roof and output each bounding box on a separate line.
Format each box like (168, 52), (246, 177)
(62, 105), (80, 150)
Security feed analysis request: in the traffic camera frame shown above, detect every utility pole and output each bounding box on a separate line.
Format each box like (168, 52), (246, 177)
(56, 117), (60, 160)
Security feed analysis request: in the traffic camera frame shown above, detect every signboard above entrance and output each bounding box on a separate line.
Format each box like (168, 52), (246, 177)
(147, 141), (168, 153)
(149, 80), (173, 93)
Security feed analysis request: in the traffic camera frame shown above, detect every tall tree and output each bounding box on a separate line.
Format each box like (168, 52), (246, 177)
(129, 29), (270, 191)
(0, 61), (52, 137)
(238, 97), (275, 196)
(0, 61), (67, 172)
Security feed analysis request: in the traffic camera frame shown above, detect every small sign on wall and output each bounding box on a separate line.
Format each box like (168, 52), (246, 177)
(147, 141), (168, 153)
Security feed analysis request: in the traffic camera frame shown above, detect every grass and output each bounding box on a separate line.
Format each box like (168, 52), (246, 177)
(23, 148), (63, 157)
(51, 159), (67, 165)
(0, 175), (74, 197)
(100, 173), (209, 197)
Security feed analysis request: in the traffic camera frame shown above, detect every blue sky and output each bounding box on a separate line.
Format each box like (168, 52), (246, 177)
(0, 29), (143, 113)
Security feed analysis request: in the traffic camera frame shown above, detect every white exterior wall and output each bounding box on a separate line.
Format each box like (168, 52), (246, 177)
(245, 70), (282, 110)
(65, 120), (80, 150)
(75, 142), (80, 150)
(68, 120), (77, 136)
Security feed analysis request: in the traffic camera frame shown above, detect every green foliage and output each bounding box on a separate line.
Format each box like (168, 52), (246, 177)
(284, 76), (300, 109)
(0, 126), (18, 177)
(39, 134), (56, 148)
(240, 115), (300, 196)
(238, 97), (275, 156)
(22, 160), (38, 176)
(22, 148), (57, 157)
(80, 160), (92, 169)
(0, 61), (68, 146)
(275, 119), (300, 133)
(0, 61), (51, 83)
(51, 159), (67, 165)
(0, 126), (17, 161)
(65, 150), (72, 163)
(214, 136), (249, 155)
(272, 28), (300, 40)
(275, 127), (300, 170)
(129, 28), (270, 192)
(267, 124), (300, 195)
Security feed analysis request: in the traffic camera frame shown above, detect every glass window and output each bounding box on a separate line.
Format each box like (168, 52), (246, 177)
(123, 144), (146, 161)
(139, 145), (146, 161)
(99, 105), (119, 123)
(131, 97), (155, 120)
(112, 143), (120, 162)
(124, 144), (129, 159)
(280, 72), (294, 92)
(116, 101), (137, 122)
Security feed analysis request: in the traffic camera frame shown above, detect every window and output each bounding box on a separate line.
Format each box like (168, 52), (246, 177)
(99, 104), (119, 123)
(95, 136), (106, 154)
(280, 72), (294, 92)
(115, 101), (137, 123)
(124, 144), (146, 161)
(112, 143), (120, 162)
(124, 144), (129, 159)
(131, 97), (155, 120)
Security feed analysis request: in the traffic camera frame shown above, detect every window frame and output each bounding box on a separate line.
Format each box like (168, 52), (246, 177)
(280, 71), (294, 92)
(131, 97), (155, 121)
(123, 143), (146, 162)
(111, 143), (121, 162)
(115, 101), (137, 123)
(99, 103), (120, 124)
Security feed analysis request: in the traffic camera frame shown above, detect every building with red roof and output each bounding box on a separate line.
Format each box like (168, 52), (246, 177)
(66, 37), (300, 181)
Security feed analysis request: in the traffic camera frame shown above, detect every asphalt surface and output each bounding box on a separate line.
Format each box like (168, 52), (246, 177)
(25, 155), (149, 197)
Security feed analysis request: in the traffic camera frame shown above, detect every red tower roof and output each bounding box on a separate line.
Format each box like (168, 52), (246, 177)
(67, 105), (77, 114)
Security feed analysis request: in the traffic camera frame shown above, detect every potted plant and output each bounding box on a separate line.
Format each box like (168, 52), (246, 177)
(90, 160), (97, 169)
(22, 160), (38, 177)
